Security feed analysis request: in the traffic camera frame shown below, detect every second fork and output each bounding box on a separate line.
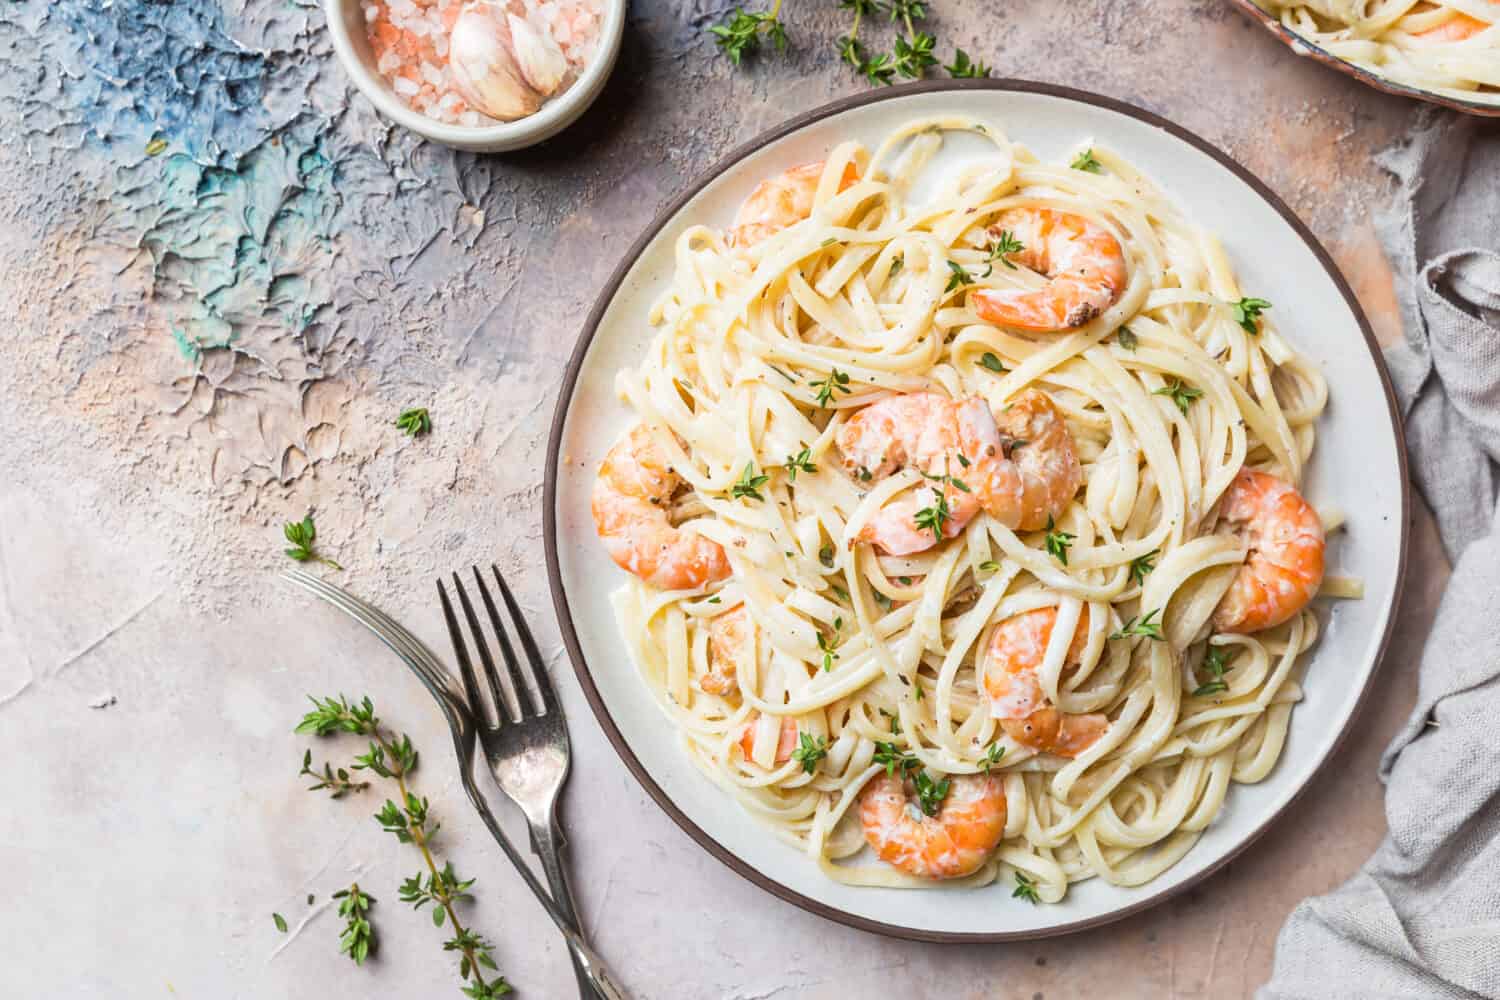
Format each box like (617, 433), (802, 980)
(438, 565), (598, 999)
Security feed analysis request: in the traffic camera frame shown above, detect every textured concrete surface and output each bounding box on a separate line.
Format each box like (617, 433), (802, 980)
(0, 1), (1443, 996)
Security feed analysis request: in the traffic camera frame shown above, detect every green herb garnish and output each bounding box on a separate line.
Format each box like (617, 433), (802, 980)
(980, 741), (1006, 773)
(283, 514), (341, 570)
(912, 769), (951, 816)
(945, 259), (975, 293)
(1154, 377), (1204, 416)
(945, 47), (990, 77)
(784, 447), (817, 481)
(986, 229), (1024, 269)
(333, 884), (376, 966)
(1230, 296), (1271, 334)
(300, 748), (370, 798)
(817, 617), (843, 672)
(810, 368), (852, 407)
(1070, 149), (1104, 173)
(1044, 515), (1075, 565)
(914, 488), (952, 541)
(1111, 608), (1165, 641)
(1128, 548), (1159, 585)
(296, 695), (511, 996)
(731, 462), (770, 502)
(396, 407), (432, 437)
(979, 351), (1009, 374)
(273, 912), (288, 933)
(1116, 325), (1138, 350)
(873, 740), (921, 776)
(791, 733), (829, 774)
(1012, 871), (1041, 904)
(709, 2), (788, 65)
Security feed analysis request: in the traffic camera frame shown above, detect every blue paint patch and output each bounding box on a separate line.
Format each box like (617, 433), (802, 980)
(36, 0), (276, 167)
(142, 121), (340, 368)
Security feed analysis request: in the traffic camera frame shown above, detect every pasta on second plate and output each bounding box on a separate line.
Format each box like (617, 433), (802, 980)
(1258, 0), (1500, 103)
(589, 119), (1357, 901)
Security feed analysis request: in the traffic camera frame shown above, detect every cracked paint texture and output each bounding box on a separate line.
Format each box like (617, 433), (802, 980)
(0, 0), (1440, 996)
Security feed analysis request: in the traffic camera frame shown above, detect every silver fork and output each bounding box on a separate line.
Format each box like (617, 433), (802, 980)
(437, 566), (600, 1000)
(279, 569), (625, 1000)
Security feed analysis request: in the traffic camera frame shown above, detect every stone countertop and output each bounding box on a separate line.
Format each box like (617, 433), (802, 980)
(0, 1), (1443, 996)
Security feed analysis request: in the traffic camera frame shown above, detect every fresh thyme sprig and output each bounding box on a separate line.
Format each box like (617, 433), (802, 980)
(1193, 642), (1237, 697)
(396, 407), (432, 437)
(945, 259), (976, 293)
(873, 740), (921, 776)
(709, 0), (787, 64)
(871, 742), (950, 814)
(1012, 871), (1042, 904)
(731, 462), (771, 502)
(980, 741), (1006, 773)
(944, 48), (989, 77)
(810, 368), (852, 407)
(283, 514), (341, 570)
(784, 447), (817, 481)
(333, 883), (377, 966)
(913, 487), (952, 541)
(986, 229), (1024, 268)
(1070, 148), (1104, 173)
(300, 749), (370, 798)
(1230, 296), (1271, 335)
(1128, 548), (1159, 586)
(1154, 377), (1204, 416)
(1111, 608), (1165, 641)
(296, 696), (511, 997)
(791, 733), (828, 774)
(816, 617), (843, 671)
(1043, 515), (1075, 565)
(912, 769), (950, 816)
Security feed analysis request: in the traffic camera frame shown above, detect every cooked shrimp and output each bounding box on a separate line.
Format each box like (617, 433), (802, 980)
(835, 391), (1082, 555)
(1212, 469), (1325, 634)
(703, 606), (752, 696)
(592, 425), (731, 590)
(992, 391), (1086, 531)
(981, 607), (1109, 758)
(727, 160), (860, 247)
(858, 771), (1007, 879)
(739, 712), (798, 765)
(971, 209), (1127, 332)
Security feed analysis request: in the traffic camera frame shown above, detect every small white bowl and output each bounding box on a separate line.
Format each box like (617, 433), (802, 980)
(323, 0), (625, 152)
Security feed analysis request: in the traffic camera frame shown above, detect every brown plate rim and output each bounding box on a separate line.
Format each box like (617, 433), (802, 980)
(543, 78), (1412, 943)
(1226, 0), (1500, 117)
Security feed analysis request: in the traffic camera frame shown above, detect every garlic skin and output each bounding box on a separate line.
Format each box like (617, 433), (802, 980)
(448, 2), (542, 121)
(506, 13), (569, 97)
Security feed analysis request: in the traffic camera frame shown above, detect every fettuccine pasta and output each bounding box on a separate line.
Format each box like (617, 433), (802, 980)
(590, 119), (1353, 900)
(1258, 0), (1500, 103)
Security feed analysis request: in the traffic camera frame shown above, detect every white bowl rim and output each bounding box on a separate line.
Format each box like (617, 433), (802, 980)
(322, 0), (627, 145)
(543, 79), (1411, 942)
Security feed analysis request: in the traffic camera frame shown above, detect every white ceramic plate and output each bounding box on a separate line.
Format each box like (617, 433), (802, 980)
(544, 81), (1408, 940)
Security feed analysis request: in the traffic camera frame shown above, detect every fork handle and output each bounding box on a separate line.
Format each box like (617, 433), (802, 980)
(530, 818), (599, 998)
(458, 777), (628, 999)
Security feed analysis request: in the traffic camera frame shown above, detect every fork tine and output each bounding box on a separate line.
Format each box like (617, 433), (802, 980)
(469, 566), (543, 718)
(451, 572), (518, 724)
(490, 564), (557, 715)
(437, 578), (495, 728)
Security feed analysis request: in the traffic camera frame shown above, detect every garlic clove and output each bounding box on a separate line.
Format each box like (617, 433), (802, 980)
(506, 13), (569, 98)
(448, 2), (542, 121)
